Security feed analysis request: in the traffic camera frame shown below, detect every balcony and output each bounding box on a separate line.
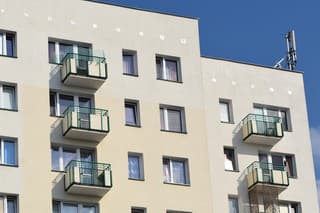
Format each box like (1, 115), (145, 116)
(61, 53), (107, 89)
(64, 160), (112, 197)
(62, 106), (109, 142)
(246, 161), (289, 192)
(241, 114), (283, 145)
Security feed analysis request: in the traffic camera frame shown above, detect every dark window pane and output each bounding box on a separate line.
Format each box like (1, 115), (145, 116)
(123, 54), (135, 75)
(51, 147), (59, 170)
(6, 34), (15, 57)
(156, 57), (163, 79)
(167, 109), (182, 132)
(62, 149), (76, 168)
(59, 43), (73, 62)
(132, 208), (145, 213)
(3, 140), (16, 165)
(128, 155), (141, 179)
(48, 42), (56, 63)
(59, 94), (74, 115)
(50, 92), (56, 116)
(77, 46), (90, 74)
(7, 197), (17, 213)
(281, 110), (288, 131)
(285, 155), (295, 177)
(224, 148), (236, 171)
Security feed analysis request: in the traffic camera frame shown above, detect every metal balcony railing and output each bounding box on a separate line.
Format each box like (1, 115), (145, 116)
(64, 160), (112, 191)
(246, 161), (289, 190)
(63, 106), (110, 133)
(61, 53), (107, 82)
(242, 114), (283, 141)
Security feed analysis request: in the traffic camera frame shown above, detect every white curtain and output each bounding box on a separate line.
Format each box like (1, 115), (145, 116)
(228, 198), (239, 213)
(128, 156), (140, 179)
(219, 102), (229, 122)
(125, 105), (136, 125)
(172, 160), (186, 184)
(0, 33), (3, 55)
(63, 204), (78, 213)
(3, 86), (15, 109)
(166, 60), (178, 81)
(123, 55), (134, 74)
(163, 159), (170, 182)
(167, 109), (182, 132)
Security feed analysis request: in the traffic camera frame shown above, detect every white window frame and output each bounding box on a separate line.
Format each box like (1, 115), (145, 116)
(51, 145), (95, 171)
(163, 157), (190, 185)
(53, 200), (97, 213)
(48, 39), (91, 64)
(279, 202), (301, 213)
(128, 152), (144, 180)
(0, 195), (18, 213)
(258, 152), (297, 178)
(160, 105), (186, 133)
(122, 49), (138, 76)
(50, 91), (93, 116)
(0, 138), (18, 166)
(156, 55), (182, 82)
(219, 99), (233, 123)
(0, 83), (17, 110)
(253, 105), (291, 131)
(0, 30), (16, 57)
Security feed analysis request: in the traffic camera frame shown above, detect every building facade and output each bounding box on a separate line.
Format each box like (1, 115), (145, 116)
(0, 0), (318, 212)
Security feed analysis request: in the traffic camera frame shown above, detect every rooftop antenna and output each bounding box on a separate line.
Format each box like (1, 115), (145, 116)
(274, 30), (297, 70)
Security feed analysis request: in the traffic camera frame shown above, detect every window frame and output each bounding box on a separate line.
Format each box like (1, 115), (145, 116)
(258, 152), (297, 178)
(122, 49), (138, 76)
(0, 138), (18, 167)
(0, 83), (17, 111)
(49, 91), (93, 117)
(0, 30), (17, 58)
(51, 145), (96, 172)
(0, 194), (18, 213)
(279, 201), (301, 213)
(253, 104), (292, 132)
(223, 146), (239, 172)
(160, 105), (187, 134)
(53, 200), (98, 213)
(48, 38), (91, 64)
(156, 55), (182, 83)
(131, 207), (147, 213)
(124, 99), (141, 127)
(128, 152), (144, 181)
(163, 156), (190, 186)
(219, 98), (233, 123)
(228, 195), (239, 213)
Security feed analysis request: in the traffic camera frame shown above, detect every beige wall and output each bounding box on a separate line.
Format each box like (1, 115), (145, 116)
(0, 0), (318, 212)
(201, 57), (319, 212)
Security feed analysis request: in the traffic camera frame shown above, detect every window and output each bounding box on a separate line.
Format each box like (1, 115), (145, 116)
(0, 31), (16, 57)
(48, 39), (91, 64)
(279, 202), (301, 213)
(160, 105), (186, 133)
(53, 201), (97, 213)
(0, 84), (17, 110)
(49, 91), (92, 116)
(0, 138), (17, 166)
(156, 56), (181, 82)
(219, 99), (233, 123)
(0, 195), (17, 213)
(51, 145), (94, 171)
(167, 211), (191, 213)
(123, 50), (138, 76)
(125, 100), (140, 127)
(128, 153), (144, 180)
(224, 147), (238, 172)
(163, 157), (189, 185)
(228, 196), (239, 213)
(131, 207), (146, 213)
(254, 105), (291, 131)
(259, 153), (297, 178)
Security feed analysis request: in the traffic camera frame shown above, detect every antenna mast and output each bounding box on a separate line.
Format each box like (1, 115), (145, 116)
(274, 30), (297, 70)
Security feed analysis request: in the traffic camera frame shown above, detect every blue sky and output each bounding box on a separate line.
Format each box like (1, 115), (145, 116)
(98, 0), (320, 200)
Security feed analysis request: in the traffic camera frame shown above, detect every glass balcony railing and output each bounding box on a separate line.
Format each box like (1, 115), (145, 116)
(246, 161), (289, 190)
(62, 106), (110, 141)
(242, 114), (283, 144)
(64, 160), (112, 195)
(61, 53), (107, 89)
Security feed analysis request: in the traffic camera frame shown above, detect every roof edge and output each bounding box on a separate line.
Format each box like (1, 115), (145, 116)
(83, 0), (199, 20)
(201, 55), (304, 74)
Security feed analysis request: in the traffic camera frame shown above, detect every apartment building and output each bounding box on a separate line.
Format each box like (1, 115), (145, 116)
(0, 0), (318, 212)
